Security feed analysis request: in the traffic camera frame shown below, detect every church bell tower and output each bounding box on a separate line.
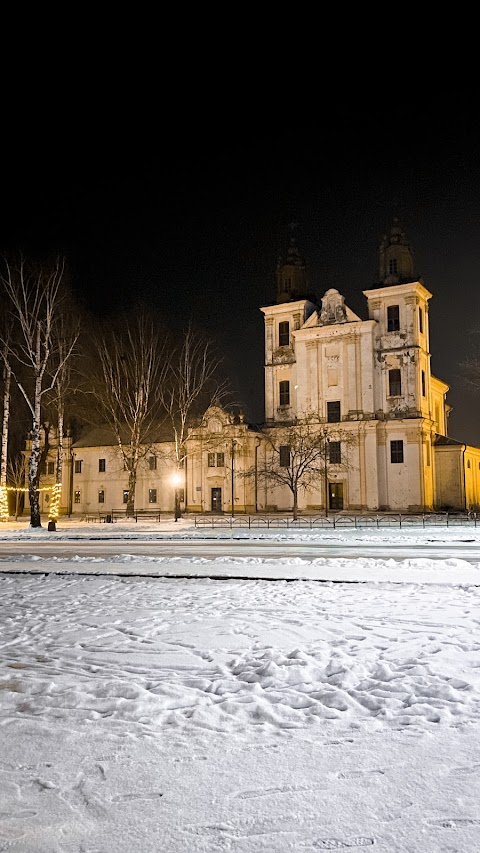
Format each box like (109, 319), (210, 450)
(379, 219), (416, 285)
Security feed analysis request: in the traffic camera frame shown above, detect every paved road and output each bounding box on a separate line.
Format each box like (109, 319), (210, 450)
(0, 538), (480, 562)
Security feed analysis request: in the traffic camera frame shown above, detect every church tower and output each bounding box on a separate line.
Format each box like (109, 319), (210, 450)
(364, 221), (432, 422)
(261, 232), (316, 423)
(378, 219), (416, 285)
(276, 233), (309, 303)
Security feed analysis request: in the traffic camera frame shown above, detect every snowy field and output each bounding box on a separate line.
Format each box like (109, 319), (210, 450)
(1, 519), (480, 851)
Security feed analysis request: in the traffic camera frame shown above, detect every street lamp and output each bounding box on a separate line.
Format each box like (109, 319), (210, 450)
(322, 429), (330, 517)
(171, 470), (183, 522)
(231, 439), (238, 518)
(254, 438), (261, 513)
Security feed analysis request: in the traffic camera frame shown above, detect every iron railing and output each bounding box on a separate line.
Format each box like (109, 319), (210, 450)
(193, 512), (478, 529)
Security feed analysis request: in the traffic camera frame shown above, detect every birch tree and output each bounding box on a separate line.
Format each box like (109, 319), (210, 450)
(0, 256), (73, 527)
(92, 310), (168, 516)
(160, 326), (228, 511)
(48, 310), (81, 520)
(0, 342), (11, 520)
(7, 454), (25, 520)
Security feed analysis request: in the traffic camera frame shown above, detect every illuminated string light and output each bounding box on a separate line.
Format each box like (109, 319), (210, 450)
(4, 485), (58, 492)
(0, 486), (8, 522)
(0, 483), (62, 522)
(48, 483), (62, 522)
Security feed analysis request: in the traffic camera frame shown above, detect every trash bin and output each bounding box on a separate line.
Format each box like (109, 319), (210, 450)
(106, 514), (112, 524)
(47, 521), (56, 532)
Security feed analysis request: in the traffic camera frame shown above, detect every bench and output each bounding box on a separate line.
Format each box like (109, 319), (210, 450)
(111, 509), (162, 523)
(84, 512), (114, 523)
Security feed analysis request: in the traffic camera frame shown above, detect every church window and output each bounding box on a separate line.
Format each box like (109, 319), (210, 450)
(208, 452), (224, 467)
(327, 401), (341, 422)
(123, 490), (129, 504)
(149, 488), (157, 503)
(387, 305), (400, 332)
(390, 440), (404, 464)
(388, 369), (402, 397)
(329, 441), (341, 464)
(389, 258), (398, 274)
(421, 371), (426, 397)
(98, 489), (105, 503)
(74, 460), (82, 474)
(74, 490), (81, 504)
(279, 445), (290, 467)
(99, 458), (106, 472)
(279, 380), (290, 406)
(279, 321), (290, 347)
(148, 455), (157, 471)
(419, 307), (424, 334)
(47, 461), (55, 475)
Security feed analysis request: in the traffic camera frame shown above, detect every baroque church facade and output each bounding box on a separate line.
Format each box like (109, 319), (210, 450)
(32, 224), (480, 516)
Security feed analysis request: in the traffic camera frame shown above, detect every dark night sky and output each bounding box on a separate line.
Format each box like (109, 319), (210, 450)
(2, 101), (480, 444)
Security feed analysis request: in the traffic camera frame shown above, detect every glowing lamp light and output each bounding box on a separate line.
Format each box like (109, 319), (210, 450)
(171, 470), (183, 488)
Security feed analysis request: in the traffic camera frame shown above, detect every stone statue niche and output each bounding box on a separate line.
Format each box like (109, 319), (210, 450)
(319, 289), (348, 325)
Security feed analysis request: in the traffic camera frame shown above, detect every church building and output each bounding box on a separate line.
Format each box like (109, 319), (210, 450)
(30, 224), (480, 516)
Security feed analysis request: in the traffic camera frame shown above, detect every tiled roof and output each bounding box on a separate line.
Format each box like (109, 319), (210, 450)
(73, 424), (175, 448)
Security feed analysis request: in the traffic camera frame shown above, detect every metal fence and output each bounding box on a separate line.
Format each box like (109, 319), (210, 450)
(193, 512), (479, 529)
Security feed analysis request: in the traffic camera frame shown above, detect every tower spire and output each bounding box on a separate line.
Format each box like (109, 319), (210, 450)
(276, 226), (308, 303)
(379, 219), (416, 285)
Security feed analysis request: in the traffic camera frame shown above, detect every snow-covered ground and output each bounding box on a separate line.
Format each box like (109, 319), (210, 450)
(1, 519), (480, 851)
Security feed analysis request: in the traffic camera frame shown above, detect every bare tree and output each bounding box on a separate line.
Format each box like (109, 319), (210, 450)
(47, 308), (81, 520)
(91, 309), (168, 516)
(7, 454), (25, 520)
(0, 256), (74, 528)
(160, 326), (228, 516)
(253, 419), (355, 519)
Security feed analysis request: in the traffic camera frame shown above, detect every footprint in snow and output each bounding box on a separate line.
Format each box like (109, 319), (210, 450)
(337, 769), (385, 779)
(111, 792), (163, 802)
(313, 838), (375, 848)
(427, 817), (480, 828)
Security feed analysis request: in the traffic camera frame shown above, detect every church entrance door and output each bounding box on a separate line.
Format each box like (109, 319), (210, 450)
(328, 483), (344, 510)
(211, 487), (222, 512)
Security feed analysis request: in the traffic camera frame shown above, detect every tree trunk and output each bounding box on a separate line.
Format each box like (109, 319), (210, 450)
(49, 405), (64, 521)
(1, 362), (11, 488)
(0, 362), (10, 522)
(126, 467), (136, 517)
(29, 416), (41, 528)
(29, 371), (43, 528)
(292, 491), (298, 520)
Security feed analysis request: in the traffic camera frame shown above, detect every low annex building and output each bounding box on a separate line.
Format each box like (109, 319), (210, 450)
(31, 223), (480, 515)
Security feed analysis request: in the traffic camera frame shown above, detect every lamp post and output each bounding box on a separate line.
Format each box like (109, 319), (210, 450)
(171, 470), (182, 522)
(254, 438), (261, 513)
(231, 439), (237, 518)
(323, 429), (330, 517)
